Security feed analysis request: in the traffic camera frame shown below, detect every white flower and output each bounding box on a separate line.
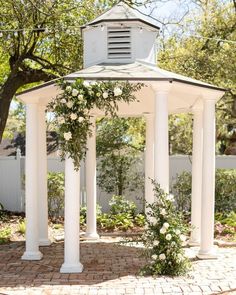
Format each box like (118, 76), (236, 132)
(160, 227), (167, 234)
(166, 234), (172, 241)
(90, 81), (97, 86)
(67, 101), (73, 108)
(57, 116), (65, 124)
(177, 253), (183, 261)
(103, 92), (109, 99)
(78, 117), (84, 123)
(159, 253), (166, 260)
(61, 98), (67, 104)
(70, 113), (77, 120)
(160, 208), (166, 216)
(66, 86), (72, 92)
(151, 254), (157, 260)
(163, 222), (169, 229)
(153, 240), (159, 246)
(72, 89), (79, 96)
(78, 94), (84, 101)
(180, 234), (186, 242)
(83, 81), (90, 87)
(166, 194), (174, 201)
(64, 132), (72, 141)
(175, 229), (181, 235)
(114, 87), (122, 96)
(171, 241), (176, 247)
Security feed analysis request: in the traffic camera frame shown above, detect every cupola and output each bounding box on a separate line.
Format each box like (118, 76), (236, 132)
(81, 2), (160, 68)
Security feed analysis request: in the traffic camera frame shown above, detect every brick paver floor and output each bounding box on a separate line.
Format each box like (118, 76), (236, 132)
(0, 237), (235, 295)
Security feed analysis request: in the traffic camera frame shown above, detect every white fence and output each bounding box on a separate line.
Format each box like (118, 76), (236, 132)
(0, 151), (236, 212)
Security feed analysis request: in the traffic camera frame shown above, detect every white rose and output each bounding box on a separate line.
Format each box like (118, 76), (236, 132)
(66, 86), (72, 92)
(57, 116), (65, 124)
(78, 94), (84, 101)
(180, 234), (186, 242)
(175, 229), (181, 235)
(151, 254), (157, 260)
(159, 253), (166, 260)
(67, 101), (73, 108)
(83, 81), (90, 87)
(70, 113), (77, 120)
(153, 240), (159, 246)
(78, 117), (84, 123)
(166, 194), (174, 201)
(63, 132), (72, 141)
(61, 98), (67, 104)
(163, 222), (169, 228)
(160, 227), (167, 234)
(171, 241), (176, 246)
(114, 87), (122, 96)
(160, 208), (166, 216)
(90, 81), (97, 86)
(103, 92), (108, 99)
(166, 234), (172, 241)
(72, 89), (79, 97)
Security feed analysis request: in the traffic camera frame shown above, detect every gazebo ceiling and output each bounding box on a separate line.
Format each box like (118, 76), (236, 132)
(17, 61), (225, 115)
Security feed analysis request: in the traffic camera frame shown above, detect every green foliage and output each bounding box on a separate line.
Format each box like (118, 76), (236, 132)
(0, 227), (11, 244)
(109, 195), (136, 216)
(140, 181), (191, 276)
(18, 220), (26, 235)
(80, 204), (102, 226)
(134, 213), (146, 227)
(48, 79), (143, 169)
(172, 169), (236, 213)
(215, 212), (236, 227)
(47, 172), (65, 217)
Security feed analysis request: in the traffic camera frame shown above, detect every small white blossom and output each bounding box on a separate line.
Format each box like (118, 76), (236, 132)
(160, 208), (166, 216)
(163, 222), (169, 229)
(96, 92), (101, 97)
(90, 81), (97, 86)
(78, 117), (84, 123)
(64, 132), (72, 141)
(67, 101), (73, 108)
(177, 253), (183, 261)
(114, 87), (122, 96)
(72, 89), (79, 97)
(171, 241), (176, 246)
(70, 113), (77, 120)
(180, 234), (186, 242)
(61, 98), (67, 104)
(83, 81), (90, 87)
(166, 194), (174, 201)
(159, 253), (166, 260)
(57, 116), (65, 124)
(151, 254), (157, 260)
(66, 86), (72, 92)
(78, 94), (84, 101)
(160, 227), (167, 234)
(153, 240), (159, 246)
(166, 234), (172, 241)
(103, 92), (108, 99)
(175, 229), (181, 235)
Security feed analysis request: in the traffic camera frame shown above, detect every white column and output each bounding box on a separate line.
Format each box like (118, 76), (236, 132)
(22, 103), (43, 260)
(85, 116), (99, 239)
(189, 109), (203, 245)
(144, 114), (155, 209)
(198, 99), (216, 259)
(154, 90), (169, 193)
(60, 156), (83, 273)
(38, 106), (51, 246)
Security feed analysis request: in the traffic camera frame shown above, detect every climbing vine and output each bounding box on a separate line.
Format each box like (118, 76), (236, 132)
(48, 79), (144, 169)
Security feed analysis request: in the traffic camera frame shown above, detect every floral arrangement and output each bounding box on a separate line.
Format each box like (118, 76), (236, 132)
(140, 180), (191, 276)
(48, 79), (143, 169)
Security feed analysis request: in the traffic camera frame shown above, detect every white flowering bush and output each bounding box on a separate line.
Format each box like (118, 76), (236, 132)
(48, 79), (143, 169)
(140, 180), (191, 276)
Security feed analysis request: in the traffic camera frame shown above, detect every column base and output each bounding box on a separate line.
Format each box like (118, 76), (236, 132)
(197, 247), (218, 259)
(60, 262), (83, 273)
(84, 232), (99, 240)
(39, 238), (52, 246)
(21, 251), (43, 260)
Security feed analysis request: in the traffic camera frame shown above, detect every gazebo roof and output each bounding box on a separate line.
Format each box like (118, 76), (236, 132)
(81, 2), (160, 30)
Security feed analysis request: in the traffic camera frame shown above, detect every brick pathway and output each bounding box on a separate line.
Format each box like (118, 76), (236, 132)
(0, 237), (235, 295)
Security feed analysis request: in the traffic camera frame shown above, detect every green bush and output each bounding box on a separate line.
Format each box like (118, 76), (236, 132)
(18, 220), (26, 235)
(109, 195), (136, 216)
(172, 169), (236, 213)
(134, 213), (146, 227)
(0, 227), (11, 244)
(140, 181), (191, 276)
(47, 172), (65, 217)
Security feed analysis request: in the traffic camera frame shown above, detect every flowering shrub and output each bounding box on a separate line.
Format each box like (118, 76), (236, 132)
(48, 79), (143, 169)
(140, 180), (191, 276)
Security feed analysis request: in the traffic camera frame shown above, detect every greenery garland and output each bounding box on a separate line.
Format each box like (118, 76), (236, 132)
(48, 79), (144, 169)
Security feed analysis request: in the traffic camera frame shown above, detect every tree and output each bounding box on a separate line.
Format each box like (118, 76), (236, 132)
(159, 0), (236, 154)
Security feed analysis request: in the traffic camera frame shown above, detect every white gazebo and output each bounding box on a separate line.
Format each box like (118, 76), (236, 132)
(17, 2), (225, 273)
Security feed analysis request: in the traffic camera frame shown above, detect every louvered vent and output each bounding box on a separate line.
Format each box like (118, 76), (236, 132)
(107, 27), (131, 60)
